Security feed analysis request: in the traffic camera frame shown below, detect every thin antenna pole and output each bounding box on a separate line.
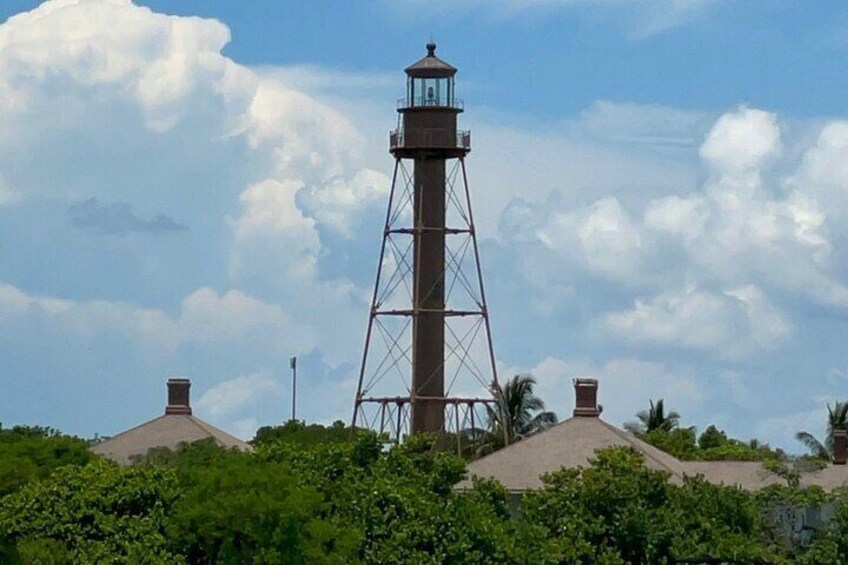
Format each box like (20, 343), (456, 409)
(290, 356), (297, 422)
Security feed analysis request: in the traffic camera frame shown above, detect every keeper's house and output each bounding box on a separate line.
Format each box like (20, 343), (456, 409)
(460, 379), (848, 492)
(90, 378), (250, 465)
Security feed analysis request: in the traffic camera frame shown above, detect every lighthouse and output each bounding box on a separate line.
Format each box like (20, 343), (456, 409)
(352, 44), (500, 448)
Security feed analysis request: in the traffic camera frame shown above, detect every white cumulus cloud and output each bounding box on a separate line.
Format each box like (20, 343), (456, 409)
(501, 105), (848, 359)
(196, 370), (281, 420)
(603, 284), (791, 357)
(700, 107), (782, 178)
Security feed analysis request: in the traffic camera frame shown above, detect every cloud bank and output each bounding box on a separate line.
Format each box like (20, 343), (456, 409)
(0, 1), (846, 452)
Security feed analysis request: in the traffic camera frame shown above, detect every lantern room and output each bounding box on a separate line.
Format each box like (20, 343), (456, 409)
(403, 42), (460, 109)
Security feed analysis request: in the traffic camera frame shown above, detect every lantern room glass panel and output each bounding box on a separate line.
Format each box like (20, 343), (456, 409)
(407, 77), (454, 107)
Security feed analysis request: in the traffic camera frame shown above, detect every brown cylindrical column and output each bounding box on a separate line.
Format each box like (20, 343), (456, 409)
(834, 428), (847, 465)
(367, 43), (464, 439)
(411, 157), (445, 434)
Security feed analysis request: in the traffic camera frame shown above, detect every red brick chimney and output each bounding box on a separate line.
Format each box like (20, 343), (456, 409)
(165, 378), (192, 415)
(573, 378), (601, 418)
(834, 428), (846, 465)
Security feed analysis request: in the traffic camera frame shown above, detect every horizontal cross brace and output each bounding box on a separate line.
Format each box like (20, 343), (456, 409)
(373, 309), (484, 317)
(386, 227), (473, 235)
(357, 396), (495, 405)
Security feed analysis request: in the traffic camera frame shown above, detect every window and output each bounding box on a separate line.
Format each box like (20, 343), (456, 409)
(408, 77), (454, 107)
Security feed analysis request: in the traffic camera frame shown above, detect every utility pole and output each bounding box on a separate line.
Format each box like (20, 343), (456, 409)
(289, 356), (297, 422)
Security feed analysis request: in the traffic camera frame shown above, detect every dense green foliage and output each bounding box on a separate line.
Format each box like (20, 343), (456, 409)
(251, 419), (351, 448)
(793, 488), (848, 563)
(0, 428), (547, 563)
(3, 421), (848, 563)
(0, 424), (94, 497)
(252, 433), (551, 564)
(0, 462), (181, 562)
(525, 446), (782, 563)
(623, 401), (785, 463)
(642, 426), (785, 462)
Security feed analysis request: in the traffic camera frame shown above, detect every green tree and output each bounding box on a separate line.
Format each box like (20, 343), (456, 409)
(793, 488), (848, 563)
(251, 420), (351, 448)
(624, 398), (680, 435)
(698, 424), (728, 449)
(165, 444), (360, 564)
(0, 461), (182, 563)
(0, 424), (94, 496)
(524, 446), (784, 564)
(667, 476), (779, 562)
(258, 432), (553, 564)
(524, 446), (675, 563)
(642, 427), (698, 460)
(483, 374), (557, 450)
(796, 401), (848, 460)
(5, 418), (834, 563)
(698, 440), (781, 462)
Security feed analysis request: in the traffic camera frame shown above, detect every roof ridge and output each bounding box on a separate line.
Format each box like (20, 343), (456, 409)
(93, 414), (169, 447)
(187, 415), (249, 447)
(597, 419), (686, 479)
(462, 417), (571, 466)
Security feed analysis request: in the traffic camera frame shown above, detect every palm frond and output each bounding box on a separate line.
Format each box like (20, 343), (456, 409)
(829, 401), (848, 430)
(482, 374), (556, 450)
(796, 431), (829, 459)
(623, 421), (644, 436)
(635, 398), (680, 433)
(526, 411), (557, 433)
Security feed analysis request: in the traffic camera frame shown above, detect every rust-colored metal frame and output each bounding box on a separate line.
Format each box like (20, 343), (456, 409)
(351, 154), (506, 453)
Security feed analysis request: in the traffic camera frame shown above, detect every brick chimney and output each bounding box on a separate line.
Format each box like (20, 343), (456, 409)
(573, 378), (601, 418)
(834, 428), (847, 465)
(165, 378), (192, 415)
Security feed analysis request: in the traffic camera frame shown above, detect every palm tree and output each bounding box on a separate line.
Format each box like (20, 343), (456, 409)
(624, 399), (680, 436)
(795, 401), (848, 460)
(466, 374), (557, 456)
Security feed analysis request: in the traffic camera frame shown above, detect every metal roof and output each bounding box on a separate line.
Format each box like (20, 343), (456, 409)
(405, 42), (457, 78)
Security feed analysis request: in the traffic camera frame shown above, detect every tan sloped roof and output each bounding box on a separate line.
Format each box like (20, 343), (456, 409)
(682, 460), (848, 491)
(682, 461), (784, 491)
(91, 414), (250, 465)
(800, 465), (848, 491)
(459, 416), (848, 492)
(460, 416), (688, 491)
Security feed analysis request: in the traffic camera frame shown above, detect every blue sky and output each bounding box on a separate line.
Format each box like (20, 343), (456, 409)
(1, 0), (848, 451)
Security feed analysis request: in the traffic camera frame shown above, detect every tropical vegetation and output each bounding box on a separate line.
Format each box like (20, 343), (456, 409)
(474, 374), (557, 454)
(796, 401), (848, 460)
(624, 399), (786, 463)
(624, 398), (681, 435)
(0, 420), (848, 563)
(4, 394), (848, 563)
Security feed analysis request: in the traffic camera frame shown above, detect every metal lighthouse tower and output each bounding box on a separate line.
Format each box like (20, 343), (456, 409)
(351, 43), (502, 449)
